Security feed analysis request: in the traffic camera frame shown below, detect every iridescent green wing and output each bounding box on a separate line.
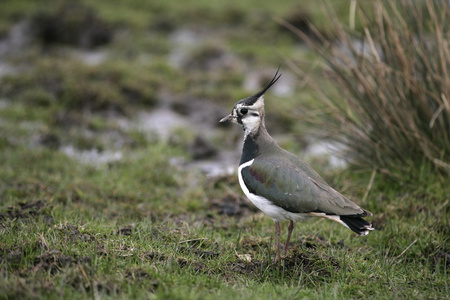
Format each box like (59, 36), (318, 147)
(240, 157), (319, 213)
(241, 154), (366, 216)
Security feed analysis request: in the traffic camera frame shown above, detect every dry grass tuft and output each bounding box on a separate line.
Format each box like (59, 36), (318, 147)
(279, 0), (450, 177)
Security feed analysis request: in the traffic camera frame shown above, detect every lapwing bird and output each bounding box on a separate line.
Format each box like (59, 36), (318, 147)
(220, 70), (373, 264)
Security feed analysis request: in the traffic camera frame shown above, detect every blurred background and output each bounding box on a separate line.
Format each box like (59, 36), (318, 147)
(1, 0), (448, 180)
(0, 0), (448, 298)
(0, 0), (341, 177)
(0, 1), (370, 175)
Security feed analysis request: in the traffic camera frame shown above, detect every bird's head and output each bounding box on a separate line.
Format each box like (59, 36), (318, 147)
(220, 69), (281, 137)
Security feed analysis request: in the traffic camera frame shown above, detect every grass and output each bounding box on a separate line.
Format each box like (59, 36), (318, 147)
(0, 147), (448, 298)
(281, 0), (450, 177)
(0, 0), (449, 299)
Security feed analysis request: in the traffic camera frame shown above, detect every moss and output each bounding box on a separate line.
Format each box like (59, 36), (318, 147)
(16, 88), (57, 107)
(1, 58), (160, 115)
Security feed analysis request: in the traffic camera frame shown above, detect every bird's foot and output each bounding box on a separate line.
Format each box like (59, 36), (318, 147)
(284, 247), (293, 257)
(272, 252), (282, 265)
(279, 242), (292, 256)
(272, 257), (280, 266)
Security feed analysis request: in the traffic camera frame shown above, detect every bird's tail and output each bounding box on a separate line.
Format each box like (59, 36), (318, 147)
(340, 216), (374, 236)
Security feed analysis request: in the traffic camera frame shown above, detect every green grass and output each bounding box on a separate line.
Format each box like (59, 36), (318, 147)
(0, 0), (449, 299)
(1, 139), (448, 299)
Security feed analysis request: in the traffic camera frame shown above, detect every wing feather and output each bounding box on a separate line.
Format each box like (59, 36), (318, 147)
(240, 155), (367, 216)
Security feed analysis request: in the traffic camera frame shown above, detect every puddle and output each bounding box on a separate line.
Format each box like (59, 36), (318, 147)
(167, 28), (232, 69)
(135, 108), (190, 140)
(303, 139), (347, 169)
(104, 101), (238, 177)
(0, 21), (30, 78)
(60, 145), (122, 165)
(0, 21), (31, 57)
(133, 101), (240, 178)
(0, 63), (16, 77)
(71, 49), (108, 66)
(185, 149), (239, 178)
(0, 98), (10, 109)
(170, 28), (205, 47)
(168, 28), (206, 68)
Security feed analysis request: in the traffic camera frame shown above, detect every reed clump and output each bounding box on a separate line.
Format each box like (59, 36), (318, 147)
(282, 0), (450, 177)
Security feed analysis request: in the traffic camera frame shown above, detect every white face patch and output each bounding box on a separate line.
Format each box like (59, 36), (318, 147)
(234, 96), (265, 138)
(241, 114), (261, 139)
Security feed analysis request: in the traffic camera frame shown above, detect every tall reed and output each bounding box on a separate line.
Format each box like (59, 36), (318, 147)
(279, 0), (450, 177)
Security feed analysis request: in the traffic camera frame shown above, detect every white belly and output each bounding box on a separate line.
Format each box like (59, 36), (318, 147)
(238, 159), (308, 222)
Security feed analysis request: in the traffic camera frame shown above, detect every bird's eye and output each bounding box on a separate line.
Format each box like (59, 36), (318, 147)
(240, 108), (248, 115)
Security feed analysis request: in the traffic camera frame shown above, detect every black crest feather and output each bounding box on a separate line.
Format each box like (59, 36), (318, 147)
(238, 67), (282, 106)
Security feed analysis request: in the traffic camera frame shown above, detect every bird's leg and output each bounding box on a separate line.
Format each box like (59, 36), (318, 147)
(284, 220), (294, 255)
(274, 221), (281, 264)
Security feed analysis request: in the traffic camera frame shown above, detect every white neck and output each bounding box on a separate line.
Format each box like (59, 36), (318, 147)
(242, 117), (262, 140)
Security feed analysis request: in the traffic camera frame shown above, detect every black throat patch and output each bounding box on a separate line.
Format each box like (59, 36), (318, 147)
(240, 132), (260, 165)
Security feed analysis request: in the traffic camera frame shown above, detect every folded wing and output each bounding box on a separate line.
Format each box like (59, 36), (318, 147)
(240, 155), (370, 217)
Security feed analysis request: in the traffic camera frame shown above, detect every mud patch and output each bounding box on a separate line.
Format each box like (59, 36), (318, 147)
(299, 235), (345, 250)
(125, 268), (159, 291)
(422, 244), (450, 271)
(282, 250), (340, 272)
(4, 249), (23, 264)
(0, 200), (53, 223)
(211, 194), (257, 217)
(227, 250), (340, 281)
(434, 250), (450, 268)
(171, 96), (229, 129)
(37, 132), (61, 149)
(33, 249), (91, 275)
(177, 257), (209, 274)
(117, 226), (133, 236)
(370, 213), (386, 231)
(143, 251), (167, 262)
(56, 223), (96, 243)
(188, 135), (217, 160)
(31, 2), (113, 49)
(208, 174), (259, 216)
(177, 246), (219, 260)
(238, 236), (271, 252)
(181, 43), (238, 72)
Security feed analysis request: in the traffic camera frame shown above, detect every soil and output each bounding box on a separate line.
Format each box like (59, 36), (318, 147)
(31, 2), (113, 49)
(223, 249), (341, 281)
(0, 199), (53, 223)
(177, 246), (219, 260)
(33, 249), (91, 274)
